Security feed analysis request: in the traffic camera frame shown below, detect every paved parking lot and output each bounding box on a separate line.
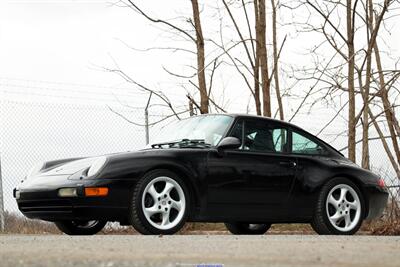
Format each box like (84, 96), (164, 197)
(0, 235), (399, 267)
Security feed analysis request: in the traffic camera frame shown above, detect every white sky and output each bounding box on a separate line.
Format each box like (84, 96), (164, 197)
(0, 1), (194, 109)
(1, 0), (399, 110)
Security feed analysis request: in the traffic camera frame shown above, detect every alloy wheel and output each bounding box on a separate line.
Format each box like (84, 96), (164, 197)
(325, 184), (361, 232)
(141, 176), (186, 230)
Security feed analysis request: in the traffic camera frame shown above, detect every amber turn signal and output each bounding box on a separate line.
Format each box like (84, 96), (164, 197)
(84, 187), (109, 197)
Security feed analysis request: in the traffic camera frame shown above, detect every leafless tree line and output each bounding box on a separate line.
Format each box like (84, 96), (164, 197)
(286, 0), (400, 177)
(108, 0), (400, 178)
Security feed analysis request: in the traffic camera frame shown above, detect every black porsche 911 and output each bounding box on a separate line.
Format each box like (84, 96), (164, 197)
(14, 114), (388, 235)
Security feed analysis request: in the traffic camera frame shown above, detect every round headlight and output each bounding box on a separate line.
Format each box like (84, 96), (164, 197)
(26, 162), (45, 179)
(87, 157), (107, 177)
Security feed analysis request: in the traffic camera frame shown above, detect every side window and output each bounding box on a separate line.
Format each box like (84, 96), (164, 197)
(243, 120), (288, 153)
(227, 120), (243, 147)
(292, 131), (324, 155)
(272, 128), (287, 152)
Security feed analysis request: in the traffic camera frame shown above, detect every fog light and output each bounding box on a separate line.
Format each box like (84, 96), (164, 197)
(58, 188), (78, 197)
(15, 190), (21, 200)
(84, 187), (108, 197)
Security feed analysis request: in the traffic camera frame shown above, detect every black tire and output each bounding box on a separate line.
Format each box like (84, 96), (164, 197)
(55, 220), (106, 235)
(225, 222), (271, 235)
(129, 169), (190, 235)
(311, 177), (365, 235)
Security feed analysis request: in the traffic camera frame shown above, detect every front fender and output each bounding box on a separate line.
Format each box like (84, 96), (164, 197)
(96, 149), (208, 212)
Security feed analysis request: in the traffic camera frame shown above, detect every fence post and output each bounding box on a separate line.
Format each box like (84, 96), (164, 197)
(144, 92), (152, 145)
(145, 109), (149, 145)
(0, 153), (5, 232)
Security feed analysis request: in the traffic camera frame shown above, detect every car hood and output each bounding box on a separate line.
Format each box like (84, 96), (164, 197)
(39, 157), (102, 176)
(36, 147), (206, 177)
(37, 149), (147, 176)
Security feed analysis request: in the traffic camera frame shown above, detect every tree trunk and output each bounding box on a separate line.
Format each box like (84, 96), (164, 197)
(347, 0), (356, 162)
(361, 0), (374, 170)
(369, 110), (400, 179)
(258, 0), (271, 117)
(254, 0), (261, 116)
(373, 36), (400, 166)
(271, 0), (284, 120)
(191, 0), (209, 114)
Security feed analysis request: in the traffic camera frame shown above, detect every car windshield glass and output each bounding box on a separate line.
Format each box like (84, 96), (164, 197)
(150, 115), (234, 147)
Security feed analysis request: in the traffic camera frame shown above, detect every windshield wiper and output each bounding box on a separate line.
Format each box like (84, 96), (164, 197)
(151, 139), (211, 149)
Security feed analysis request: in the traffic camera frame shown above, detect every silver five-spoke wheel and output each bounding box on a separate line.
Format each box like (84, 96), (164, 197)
(326, 184), (361, 232)
(142, 176), (186, 230)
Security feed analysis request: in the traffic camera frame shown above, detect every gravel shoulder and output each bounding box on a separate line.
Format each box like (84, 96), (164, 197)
(1, 234), (399, 267)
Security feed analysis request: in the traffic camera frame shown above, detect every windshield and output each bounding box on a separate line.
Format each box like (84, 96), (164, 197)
(151, 115), (234, 147)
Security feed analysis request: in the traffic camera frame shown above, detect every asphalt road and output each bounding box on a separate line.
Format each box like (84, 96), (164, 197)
(1, 235), (399, 267)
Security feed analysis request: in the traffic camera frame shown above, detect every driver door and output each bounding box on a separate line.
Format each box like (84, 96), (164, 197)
(206, 119), (297, 220)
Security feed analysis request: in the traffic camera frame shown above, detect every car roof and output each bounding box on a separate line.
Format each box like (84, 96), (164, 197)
(195, 113), (302, 131)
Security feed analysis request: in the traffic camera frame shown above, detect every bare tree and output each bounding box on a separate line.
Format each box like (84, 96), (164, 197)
(125, 0), (209, 114)
(346, 0), (357, 163)
(253, 0), (262, 115)
(191, 0), (209, 113)
(221, 0), (286, 117)
(258, 0), (272, 117)
(221, 0), (261, 115)
(271, 0), (284, 120)
(295, 0), (397, 166)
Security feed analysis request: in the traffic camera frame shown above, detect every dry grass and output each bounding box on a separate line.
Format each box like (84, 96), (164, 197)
(361, 198), (400, 235)
(4, 212), (59, 234)
(363, 219), (400, 235)
(2, 212), (315, 235)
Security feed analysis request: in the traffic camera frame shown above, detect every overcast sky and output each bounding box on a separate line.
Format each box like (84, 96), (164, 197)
(1, 1), (399, 110)
(0, 1), (195, 109)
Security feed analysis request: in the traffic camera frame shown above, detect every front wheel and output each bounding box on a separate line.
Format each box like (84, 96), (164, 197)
(129, 169), (190, 235)
(55, 220), (106, 235)
(311, 178), (365, 235)
(225, 222), (271, 235)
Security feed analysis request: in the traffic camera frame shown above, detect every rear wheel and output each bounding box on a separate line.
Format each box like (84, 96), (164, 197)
(129, 169), (190, 235)
(311, 177), (364, 235)
(55, 220), (106, 235)
(225, 222), (271, 235)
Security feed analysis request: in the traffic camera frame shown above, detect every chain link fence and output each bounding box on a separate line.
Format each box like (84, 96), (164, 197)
(0, 98), (159, 232)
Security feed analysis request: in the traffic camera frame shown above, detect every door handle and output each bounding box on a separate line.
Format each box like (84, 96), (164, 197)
(279, 161), (297, 168)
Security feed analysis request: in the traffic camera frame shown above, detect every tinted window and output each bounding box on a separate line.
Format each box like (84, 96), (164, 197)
(292, 131), (324, 155)
(242, 120), (288, 153)
(228, 120), (243, 146)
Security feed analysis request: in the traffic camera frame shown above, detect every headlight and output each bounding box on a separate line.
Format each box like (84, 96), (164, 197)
(87, 156), (107, 177)
(26, 162), (45, 179)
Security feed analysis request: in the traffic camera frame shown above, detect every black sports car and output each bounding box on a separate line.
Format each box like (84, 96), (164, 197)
(14, 114), (388, 235)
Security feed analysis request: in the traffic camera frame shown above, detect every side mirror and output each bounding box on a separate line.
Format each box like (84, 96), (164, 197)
(217, 137), (241, 155)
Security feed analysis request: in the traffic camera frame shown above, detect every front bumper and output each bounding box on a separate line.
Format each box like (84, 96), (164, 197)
(14, 176), (132, 222)
(365, 185), (389, 220)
